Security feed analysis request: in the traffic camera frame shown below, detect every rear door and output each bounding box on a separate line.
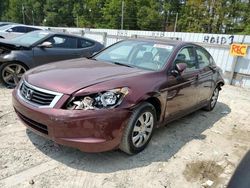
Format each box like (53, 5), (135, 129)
(164, 46), (200, 118)
(195, 47), (214, 103)
(33, 35), (83, 65)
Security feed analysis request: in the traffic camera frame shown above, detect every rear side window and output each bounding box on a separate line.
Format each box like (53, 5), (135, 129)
(45, 35), (78, 49)
(196, 47), (214, 69)
(78, 39), (94, 48)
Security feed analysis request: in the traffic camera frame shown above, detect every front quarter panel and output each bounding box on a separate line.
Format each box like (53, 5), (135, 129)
(73, 71), (167, 123)
(0, 50), (34, 68)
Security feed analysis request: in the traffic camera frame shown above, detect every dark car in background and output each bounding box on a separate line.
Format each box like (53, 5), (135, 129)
(12, 39), (224, 154)
(0, 30), (104, 87)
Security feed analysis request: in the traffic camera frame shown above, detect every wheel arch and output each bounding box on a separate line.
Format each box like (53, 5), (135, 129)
(144, 97), (162, 122)
(216, 80), (224, 90)
(6, 60), (29, 70)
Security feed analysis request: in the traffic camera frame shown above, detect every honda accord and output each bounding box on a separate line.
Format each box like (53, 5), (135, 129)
(12, 39), (224, 154)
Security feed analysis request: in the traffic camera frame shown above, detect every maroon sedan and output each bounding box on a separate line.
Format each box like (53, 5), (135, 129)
(12, 39), (224, 154)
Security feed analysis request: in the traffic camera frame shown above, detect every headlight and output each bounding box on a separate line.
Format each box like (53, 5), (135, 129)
(66, 87), (129, 110)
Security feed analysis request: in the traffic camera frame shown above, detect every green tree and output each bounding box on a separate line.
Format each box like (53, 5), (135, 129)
(178, 0), (249, 34)
(1, 0), (249, 34)
(0, 0), (9, 21)
(5, 0), (23, 23)
(44, 0), (75, 27)
(3, 0), (45, 25)
(102, 0), (122, 29)
(73, 0), (106, 28)
(136, 0), (163, 31)
(101, 0), (139, 30)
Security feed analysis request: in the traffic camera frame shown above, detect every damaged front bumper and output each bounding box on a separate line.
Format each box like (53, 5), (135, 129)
(12, 88), (132, 152)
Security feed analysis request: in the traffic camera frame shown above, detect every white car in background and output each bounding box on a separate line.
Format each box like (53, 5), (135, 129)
(0, 24), (42, 39)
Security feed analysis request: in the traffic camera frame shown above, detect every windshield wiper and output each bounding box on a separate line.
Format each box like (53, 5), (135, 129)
(112, 61), (134, 68)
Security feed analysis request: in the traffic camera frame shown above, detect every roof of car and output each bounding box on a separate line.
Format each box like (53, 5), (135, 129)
(8, 24), (42, 28)
(126, 37), (193, 47)
(33, 30), (98, 41)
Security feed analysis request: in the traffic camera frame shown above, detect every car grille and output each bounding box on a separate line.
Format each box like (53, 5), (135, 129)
(15, 109), (48, 135)
(19, 81), (62, 108)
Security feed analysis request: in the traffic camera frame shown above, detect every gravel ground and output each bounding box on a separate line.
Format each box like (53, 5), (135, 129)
(0, 84), (249, 188)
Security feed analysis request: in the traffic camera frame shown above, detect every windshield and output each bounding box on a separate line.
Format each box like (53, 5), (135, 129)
(95, 40), (174, 71)
(11, 31), (50, 46)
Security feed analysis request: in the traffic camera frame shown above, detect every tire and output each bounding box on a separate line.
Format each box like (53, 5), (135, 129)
(0, 62), (27, 87)
(120, 102), (156, 155)
(203, 86), (220, 111)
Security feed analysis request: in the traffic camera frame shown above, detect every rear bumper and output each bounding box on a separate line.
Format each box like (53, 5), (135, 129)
(12, 89), (132, 152)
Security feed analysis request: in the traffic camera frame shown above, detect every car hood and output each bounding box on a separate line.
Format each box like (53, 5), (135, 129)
(24, 58), (148, 94)
(0, 39), (29, 54)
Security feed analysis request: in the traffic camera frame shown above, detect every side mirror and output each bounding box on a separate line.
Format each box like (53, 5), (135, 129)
(170, 63), (187, 78)
(176, 63), (187, 73)
(7, 29), (13, 33)
(37, 41), (52, 48)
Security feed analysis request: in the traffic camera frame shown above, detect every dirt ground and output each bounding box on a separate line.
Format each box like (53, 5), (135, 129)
(0, 84), (249, 188)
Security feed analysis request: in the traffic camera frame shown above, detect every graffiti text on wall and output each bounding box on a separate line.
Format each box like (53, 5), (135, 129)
(203, 35), (234, 45)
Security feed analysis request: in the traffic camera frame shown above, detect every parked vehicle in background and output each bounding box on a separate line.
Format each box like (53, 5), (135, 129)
(0, 30), (104, 87)
(12, 39), (224, 154)
(0, 22), (15, 27)
(0, 24), (42, 39)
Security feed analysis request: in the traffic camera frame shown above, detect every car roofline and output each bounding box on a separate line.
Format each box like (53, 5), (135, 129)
(122, 38), (196, 48)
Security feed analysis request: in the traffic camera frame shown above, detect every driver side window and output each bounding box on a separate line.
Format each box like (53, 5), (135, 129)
(174, 47), (198, 72)
(45, 35), (78, 49)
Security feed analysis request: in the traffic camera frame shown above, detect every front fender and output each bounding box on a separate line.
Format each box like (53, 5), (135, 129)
(0, 50), (33, 68)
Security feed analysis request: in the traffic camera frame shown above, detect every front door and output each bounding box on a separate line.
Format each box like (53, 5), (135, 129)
(33, 35), (82, 65)
(163, 46), (200, 119)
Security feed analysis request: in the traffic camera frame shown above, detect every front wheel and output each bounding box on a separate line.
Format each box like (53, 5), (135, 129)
(0, 62), (27, 87)
(203, 86), (220, 111)
(120, 102), (156, 155)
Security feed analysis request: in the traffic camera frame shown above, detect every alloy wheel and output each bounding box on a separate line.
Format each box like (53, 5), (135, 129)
(211, 87), (219, 108)
(132, 112), (154, 148)
(2, 64), (26, 86)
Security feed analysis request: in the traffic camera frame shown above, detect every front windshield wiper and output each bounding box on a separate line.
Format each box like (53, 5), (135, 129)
(112, 61), (134, 68)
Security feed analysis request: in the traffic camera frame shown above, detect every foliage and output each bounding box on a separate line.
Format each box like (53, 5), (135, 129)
(0, 0), (249, 34)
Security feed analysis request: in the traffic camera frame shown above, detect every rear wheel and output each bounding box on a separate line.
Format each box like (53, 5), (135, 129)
(0, 62), (27, 87)
(203, 86), (220, 111)
(120, 102), (156, 155)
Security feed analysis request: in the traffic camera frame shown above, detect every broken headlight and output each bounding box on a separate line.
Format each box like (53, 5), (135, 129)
(66, 87), (129, 110)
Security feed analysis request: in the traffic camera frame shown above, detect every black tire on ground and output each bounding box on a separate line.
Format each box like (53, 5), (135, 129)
(203, 86), (220, 111)
(120, 102), (156, 155)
